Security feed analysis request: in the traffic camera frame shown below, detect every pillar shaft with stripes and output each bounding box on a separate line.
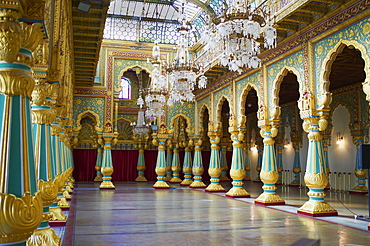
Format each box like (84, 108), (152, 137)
(0, 13), (43, 246)
(99, 134), (115, 189)
(298, 114), (337, 216)
(255, 125), (285, 205)
(205, 122), (225, 192)
(190, 134), (206, 188)
(153, 129), (170, 189)
(226, 116), (249, 198)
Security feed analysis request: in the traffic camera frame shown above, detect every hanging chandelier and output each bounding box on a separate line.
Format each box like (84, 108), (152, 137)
(131, 99), (150, 136)
(210, 0), (276, 73)
(166, 5), (207, 106)
(144, 42), (168, 119)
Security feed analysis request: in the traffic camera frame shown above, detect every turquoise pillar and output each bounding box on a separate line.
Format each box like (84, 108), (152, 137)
(28, 93), (60, 245)
(276, 145), (283, 185)
(253, 146), (263, 182)
(181, 145), (193, 186)
(170, 144), (182, 183)
(153, 131), (170, 189)
(165, 147), (173, 181)
(226, 117), (250, 198)
(351, 143), (367, 193)
(94, 146), (103, 182)
(220, 145), (230, 181)
(100, 134), (115, 189)
(289, 142), (302, 186)
(244, 146), (251, 181)
(0, 16), (43, 245)
(205, 122), (225, 192)
(298, 116), (337, 216)
(190, 136), (206, 188)
(255, 125), (285, 205)
(136, 148), (147, 182)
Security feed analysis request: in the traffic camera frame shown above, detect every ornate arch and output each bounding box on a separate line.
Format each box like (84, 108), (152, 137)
(199, 104), (210, 129)
(76, 110), (102, 132)
(118, 65), (151, 82)
(319, 40), (370, 109)
(169, 114), (192, 134)
(216, 96), (231, 123)
(271, 67), (303, 121)
(328, 101), (353, 128)
(239, 83), (261, 117)
(117, 117), (133, 140)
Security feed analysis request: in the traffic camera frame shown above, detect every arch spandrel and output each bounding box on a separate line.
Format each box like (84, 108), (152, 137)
(314, 17), (370, 106)
(270, 67), (303, 121)
(239, 83), (261, 118)
(76, 110), (102, 133)
(266, 50), (304, 114)
(169, 114), (193, 135)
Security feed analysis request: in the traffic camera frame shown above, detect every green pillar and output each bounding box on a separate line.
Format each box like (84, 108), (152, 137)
(244, 144), (251, 181)
(153, 130), (170, 189)
(136, 148), (147, 182)
(205, 122), (225, 192)
(276, 144), (283, 185)
(297, 115), (337, 216)
(165, 145), (173, 181)
(0, 14), (43, 246)
(190, 134), (206, 188)
(255, 125), (285, 205)
(94, 146), (104, 182)
(170, 144), (182, 183)
(219, 145), (230, 181)
(181, 144), (193, 186)
(226, 116), (250, 198)
(289, 142), (302, 187)
(100, 134), (115, 189)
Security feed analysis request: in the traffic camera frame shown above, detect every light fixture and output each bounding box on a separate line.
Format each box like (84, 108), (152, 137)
(207, 0), (276, 73)
(145, 42), (168, 119)
(251, 145), (258, 152)
(336, 132), (344, 145)
(131, 109), (150, 136)
(77, 0), (92, 13)
(284, 138), (290, 148)
(166, 1), (207, 105)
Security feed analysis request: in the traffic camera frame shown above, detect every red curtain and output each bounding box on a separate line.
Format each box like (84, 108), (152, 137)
(73, 149), (97, 181)
(72, 149), (233, 182)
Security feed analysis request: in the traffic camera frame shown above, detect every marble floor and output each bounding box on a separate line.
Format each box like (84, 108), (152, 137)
(61, 181), (370, 246)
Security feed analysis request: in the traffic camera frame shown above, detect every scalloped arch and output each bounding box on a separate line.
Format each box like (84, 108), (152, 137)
(169, 114), (192, 133)
(239, 83), (261, 117)
(199, 104), (210, 128)
(216, 96), (231, 122)
(271, 66), (303, 120)
(319, 40), (370, 108)
(76, 110), (101, 131)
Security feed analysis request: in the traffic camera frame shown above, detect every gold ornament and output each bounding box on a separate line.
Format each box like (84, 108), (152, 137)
(260, 170), (279, 184)
(0, 9), (22, 63)
(0, 192), (43, 244)
(304, 172), (328, 189)
(38, 179), (59, 207)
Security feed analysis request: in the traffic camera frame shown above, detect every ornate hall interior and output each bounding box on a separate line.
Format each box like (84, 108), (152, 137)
(1, 0), (370, 245)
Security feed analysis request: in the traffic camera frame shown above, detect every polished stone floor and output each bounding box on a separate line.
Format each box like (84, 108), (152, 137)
(63, 181), (370, 246)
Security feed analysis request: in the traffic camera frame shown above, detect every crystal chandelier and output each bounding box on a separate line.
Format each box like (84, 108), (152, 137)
(144, 42), (168, 119)
(166, 6), (207, 105)
(131, 92), (150, 136)
(212, 0), (276, 73)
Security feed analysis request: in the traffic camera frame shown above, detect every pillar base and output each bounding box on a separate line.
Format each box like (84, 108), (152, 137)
(180, 179), (193, 186)
(190, 181), (206, 188)
(205, 183), (225, 192)
(255, 193), (285, 206)
(153, 181), (170, 189)
(289, 180), (301, 187)
(49, 207), (67, 227)
(63, 190), (71, 199)
(66, 185), (73, 194)
(220, 176), (230, 181)
(226, 187), (250, 198)
(58, 198), (70, 211)
(350, 185), (368, 193)
(135, 176), (148, 182)
(164, 176), (172, 181)
(169, 177), (182, 183)
(27, 227), (61, 246)
(297, 201), (338, 217)
(99, 181), (115, 189)
(94, 176), (103, 182)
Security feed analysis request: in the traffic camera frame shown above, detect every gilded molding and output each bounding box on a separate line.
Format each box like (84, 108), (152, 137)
(0, 9), (22, 63)
(0, 71), (35, 97)
(0, 192), (43, 244)
(260, 170), (279, 184)
(38, 179), (59, 207)
(304, 172), (328, 189)
(20, 22), (44, 52)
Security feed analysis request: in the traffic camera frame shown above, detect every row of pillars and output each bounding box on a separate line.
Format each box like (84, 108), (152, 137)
(93, 114), (368, 219)
(0, 10), (75, 246)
